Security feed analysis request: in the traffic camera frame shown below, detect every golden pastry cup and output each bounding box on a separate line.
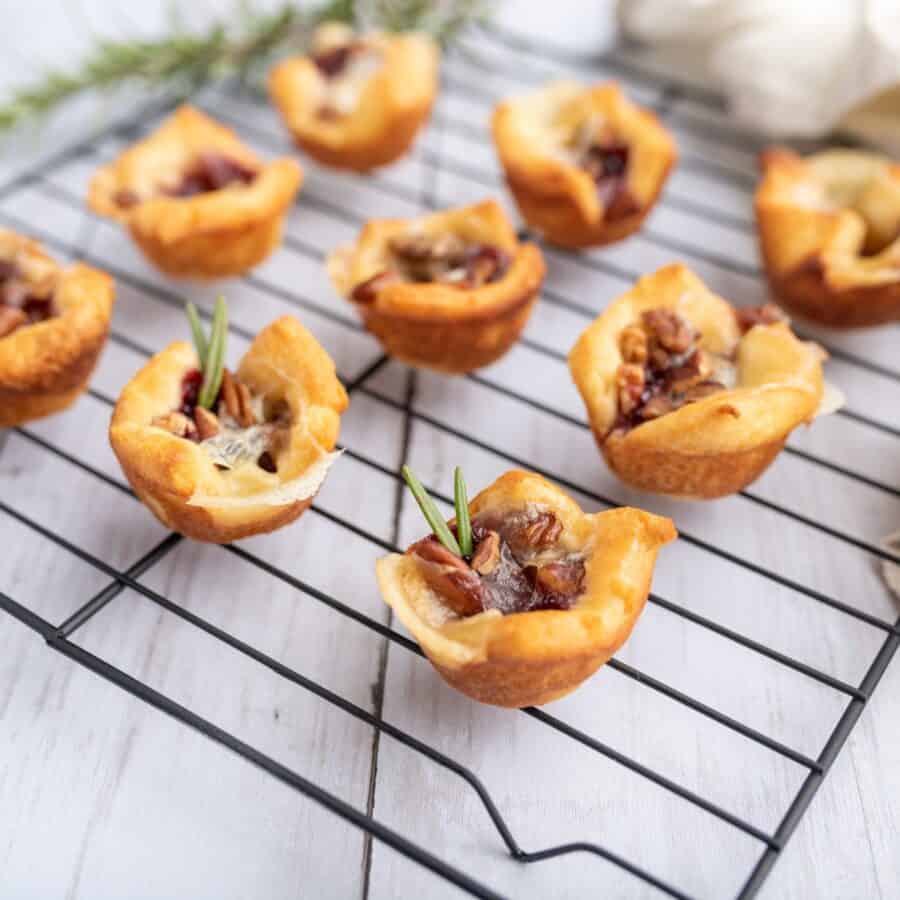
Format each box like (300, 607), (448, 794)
(327, 199), (545, 374)
(569, 264), (826, 500)
(0, 229), (114, 428)
(756, 147), (900, 328)
(376, 470), (676, 708)
(89, 105), (302, 279)
(110, 316), (348, 543)
(268, 24), (438, 173)
(492, 81), (677, 249)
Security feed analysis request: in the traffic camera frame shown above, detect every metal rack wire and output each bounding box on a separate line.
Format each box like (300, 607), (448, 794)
(1, 25), (899, 900)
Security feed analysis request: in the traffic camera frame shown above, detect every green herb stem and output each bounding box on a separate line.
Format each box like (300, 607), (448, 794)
(453, 466), (472, 558)
(185, 301), (207, 364)
(402, 465), (461, 557)
(0, 0), (488, 134)
(197, 296), (228, 409)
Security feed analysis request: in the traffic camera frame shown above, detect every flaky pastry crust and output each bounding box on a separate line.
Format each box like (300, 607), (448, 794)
(756, 147), (900, 327)
(569, 264), (826, 499)
(268, 23), (438, 172)
(377, 470), (675, 707)
(110, 316), (347, 543)
(327, 199), (545, 373)
(0, 229), (114, 427)
(89, 105), (302, 279)
(492, 81), (677, 248)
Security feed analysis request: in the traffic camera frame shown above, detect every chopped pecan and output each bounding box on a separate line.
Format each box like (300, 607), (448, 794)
(409, 535), (484, 617)
(616, 363), (646, 416)
(642, 308), (694, 354)
(0, 305), (26, 338)
(152, 411), (198, 440)
(521, 511), (563, 550)
(349, 270), (400, 305)
(639, 394), (675, 420)
(736, 303), (784, 332)
(620, 325), (648, 364)
(682, 381), (726, 402)
(194, 406), (220, 440)
(220, 369), (256, 427)
(667, 349), (711, 394)
(529, 560), (585, 606)
(471, 530), (501, 575)
(389, 232), (467, 265)
(462, 245), (510, 288)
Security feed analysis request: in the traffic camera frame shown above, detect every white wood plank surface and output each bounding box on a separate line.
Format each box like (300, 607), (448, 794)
(1, 23), (899, 900)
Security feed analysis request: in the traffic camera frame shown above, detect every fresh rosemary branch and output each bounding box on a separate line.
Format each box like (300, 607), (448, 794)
(187, 297), (229, 410)
(0, 0), (487, 134)
(402, 464), (462, 557)
(454, 466), (473, 557)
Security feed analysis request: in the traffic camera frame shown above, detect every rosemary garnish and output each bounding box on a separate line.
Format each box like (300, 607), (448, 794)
(402, 464), (462, 557)
(0, 0), (488, 135)
(454, 466), (473, 557)
(186, 296), (228, 410)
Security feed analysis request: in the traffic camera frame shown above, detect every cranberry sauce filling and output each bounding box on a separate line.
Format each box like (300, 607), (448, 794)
(615, 307), (731, 429)
(312, 44), (358, 78)
(179, 368), (204, 418)
(165, 152), (258, 198)
(408, 510), (586, 618)
(0, 259), (55, 338)
(349, 234), (511, 304)
(579, 141), (640, 222)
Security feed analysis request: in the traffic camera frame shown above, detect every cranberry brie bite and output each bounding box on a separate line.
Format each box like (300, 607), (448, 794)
(570, 264), (832, 499)
(376, 467), (676, 707)
(492, 81), (677, 249)
(0, 228), (114, 427)
(269, 22), (438, 172)
(328, 199), (545, 373)
(110, 300), (347, 543)
(88, 105), (302, 278)
(756, 147), (900, 327)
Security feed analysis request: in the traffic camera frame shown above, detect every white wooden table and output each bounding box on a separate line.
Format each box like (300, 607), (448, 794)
(1, 24), (899, 900)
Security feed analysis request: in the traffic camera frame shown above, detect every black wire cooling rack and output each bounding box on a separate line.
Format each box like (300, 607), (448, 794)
(2, 24), (899, 900)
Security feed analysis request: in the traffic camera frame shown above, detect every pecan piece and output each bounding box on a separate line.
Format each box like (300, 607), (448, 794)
(350, 271), (399, 305)
(194, 406), (220, 440)
(682, 381), (726, 403)
(471, 530), (501, 575)
(530, 560), (585, 607)
(642, 308), (694, 354)
(619, 325), (648, 364)
(220, 369), (256, 427)
(0, 305), (27, 338)
(152, 411), (198, 440)
(409, 535), (484, 617)
(639, 394), (675, 420)
(667, 349), (711, 394)
(521, 511), (563, 551)
(616, 363), (646, 416)
(736, 303), (784, 332)
(462, 245), (510, 288)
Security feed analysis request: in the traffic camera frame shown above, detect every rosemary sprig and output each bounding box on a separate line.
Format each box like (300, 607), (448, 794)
(199, 297), (228, 409)
(402, 465), (461, 557)
(454, 466), (473, 557)
(186, 296), (228, 409)
(0, 0), (488, 134)
(185, 301), (207, 363)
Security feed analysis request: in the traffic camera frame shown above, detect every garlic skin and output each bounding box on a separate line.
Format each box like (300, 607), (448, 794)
(617, 0), (900, 152)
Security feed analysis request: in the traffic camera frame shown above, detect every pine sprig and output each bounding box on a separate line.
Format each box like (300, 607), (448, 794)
(0, 0), (487, 134)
